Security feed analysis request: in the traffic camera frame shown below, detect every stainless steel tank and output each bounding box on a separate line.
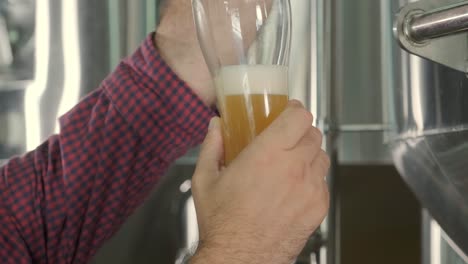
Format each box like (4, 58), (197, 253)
(392, 0), (468, 259)
(27, 0), (158, 147)
(391, 55), (468, 260)
(0, 0), (34, 161)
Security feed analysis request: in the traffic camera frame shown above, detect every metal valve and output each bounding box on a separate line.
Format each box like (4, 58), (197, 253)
(395, 0), (468, 73)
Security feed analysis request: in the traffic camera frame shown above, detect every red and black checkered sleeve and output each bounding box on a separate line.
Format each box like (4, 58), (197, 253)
(0, 34), (215, 263)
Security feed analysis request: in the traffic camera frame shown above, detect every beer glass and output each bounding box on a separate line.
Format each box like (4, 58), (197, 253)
(192, 0), (291, 164)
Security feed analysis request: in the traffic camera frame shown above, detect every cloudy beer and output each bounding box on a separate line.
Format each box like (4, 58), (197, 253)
(216, 65), (289, 164)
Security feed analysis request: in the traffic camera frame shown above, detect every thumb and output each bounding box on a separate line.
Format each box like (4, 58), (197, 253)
(194, 117), (224, 187)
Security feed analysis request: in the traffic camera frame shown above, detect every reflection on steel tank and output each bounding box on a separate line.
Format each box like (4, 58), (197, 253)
(0, 0), (34, 159)
(391, 27), (468, 261)
(0, 88), (26, 158)
(391, 0), (468, 260)
(0, 0), (35, 77)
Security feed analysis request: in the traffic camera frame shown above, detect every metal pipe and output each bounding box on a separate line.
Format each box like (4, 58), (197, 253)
(407, 2), (468, 42)
(327, 0), (340, 262)
(337, 124), (391, 133)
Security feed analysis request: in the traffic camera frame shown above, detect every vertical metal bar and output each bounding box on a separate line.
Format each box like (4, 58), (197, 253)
(146, 0), (157, 32)
(325, 0), (340, 263)
(310, 0), (319, 128)
(326, 146), (340, 264)
(126, 1), (146, 52)
(380, 0), (397, 143)
(422, 209), (432, 264)
(108, 0), (121, 69)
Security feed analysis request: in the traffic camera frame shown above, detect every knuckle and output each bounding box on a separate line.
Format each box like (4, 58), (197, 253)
(319, 151), (331, 170)
(290, 160), (307, 182)
(306, 187), (329, 218)
(255, 144), (280, 167)
(311, 126), (323, 138)
(309, 127), (323, 146)
(313, 185), (330, 209)
(286, 102), (313, 124)
(321, 190), (331, 214)
(297, 108), (314, 125)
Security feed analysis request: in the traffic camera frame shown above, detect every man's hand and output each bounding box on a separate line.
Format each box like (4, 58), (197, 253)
(191, 101), (330, 264)
(155, 0), (274, 108)
(156, 0), (215, 106)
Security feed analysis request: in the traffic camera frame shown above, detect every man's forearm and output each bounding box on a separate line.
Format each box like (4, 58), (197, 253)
(188, 242), (271, 264)
(190, 248), (245, 264)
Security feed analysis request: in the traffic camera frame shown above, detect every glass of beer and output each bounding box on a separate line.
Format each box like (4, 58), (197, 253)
(192, 0), (291, 164)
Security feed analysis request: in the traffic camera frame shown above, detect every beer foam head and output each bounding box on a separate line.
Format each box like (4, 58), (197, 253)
(216, 65), (288, 96)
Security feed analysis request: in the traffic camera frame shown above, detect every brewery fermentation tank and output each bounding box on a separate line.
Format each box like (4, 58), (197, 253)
(391, 55), (468, 261)
(392, 0), (468, 261)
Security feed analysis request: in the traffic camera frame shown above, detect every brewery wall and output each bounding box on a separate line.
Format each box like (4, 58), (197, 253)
(1, 0), (467, 263)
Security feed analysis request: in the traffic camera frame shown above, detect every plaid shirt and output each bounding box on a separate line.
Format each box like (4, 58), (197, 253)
(0, 34), (215, 263)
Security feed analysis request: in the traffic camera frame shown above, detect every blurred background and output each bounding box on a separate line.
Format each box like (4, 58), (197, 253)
(0, 0), (467, 263)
